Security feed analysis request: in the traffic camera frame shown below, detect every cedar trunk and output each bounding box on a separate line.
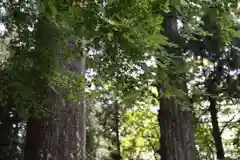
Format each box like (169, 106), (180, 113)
(158, 97), (197, 160)
(23, 18), (86, 160)
(24, 87), (85, 160)
(24, 49), (86, 160)
(158, 8), (198, 160)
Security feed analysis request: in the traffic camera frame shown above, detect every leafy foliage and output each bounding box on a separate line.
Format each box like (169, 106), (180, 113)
(0, 0), (240, 159)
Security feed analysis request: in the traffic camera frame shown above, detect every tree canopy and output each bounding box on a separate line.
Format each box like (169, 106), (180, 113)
(0, 0), (239, 160)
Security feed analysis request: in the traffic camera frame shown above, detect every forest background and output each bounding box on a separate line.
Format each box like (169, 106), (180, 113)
(0, 0), (240, 160)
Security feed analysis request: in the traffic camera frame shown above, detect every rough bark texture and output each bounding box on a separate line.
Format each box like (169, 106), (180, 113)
(209, 97), (225, 159)
(157, 8), (198, 160)
(24, 87), (84, 160)
(158, 97), (197, 160)
(24, 55), (86, 160)
(23, 17), (86, 160)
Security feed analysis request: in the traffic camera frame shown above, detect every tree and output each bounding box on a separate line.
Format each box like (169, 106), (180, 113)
(153, 6), (198, 160)
(23, 0), (171, 159)
(183, 1), (240, 159)
(2, 0), (240, 159)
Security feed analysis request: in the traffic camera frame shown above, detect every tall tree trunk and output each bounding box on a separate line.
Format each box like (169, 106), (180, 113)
(202, 10), (226, 159)
(157, 8), (197, 160)
(24, 117), (45, 160)
(24, 20), (87, 160)
(158, 97), (197, 160)
(24, 80), (85, 160)
(209, 97), (225, 160)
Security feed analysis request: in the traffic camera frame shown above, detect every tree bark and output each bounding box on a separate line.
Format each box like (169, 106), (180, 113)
(203, 11), (226, 159)
(24, 117), (45, 160)
(209, 97), (225, 160)
(24, 19), (87, 159)
(158, 97), (197, 160)
(24, 84), (85, 160)
(157, 8), (198, 160)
